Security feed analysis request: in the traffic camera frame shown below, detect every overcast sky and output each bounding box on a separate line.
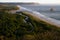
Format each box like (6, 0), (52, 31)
(0, 0), (60, 5)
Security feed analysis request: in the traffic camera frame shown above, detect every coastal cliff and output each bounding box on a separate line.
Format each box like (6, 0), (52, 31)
(0, 5), (60, 40)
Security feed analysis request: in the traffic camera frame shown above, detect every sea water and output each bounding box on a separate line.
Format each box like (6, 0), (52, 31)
(21, 5), (60, 20)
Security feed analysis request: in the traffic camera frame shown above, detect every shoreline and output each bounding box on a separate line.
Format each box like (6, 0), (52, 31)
(17, 5), (60, 27)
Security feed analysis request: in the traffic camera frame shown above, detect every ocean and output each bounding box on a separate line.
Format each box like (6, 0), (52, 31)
(21, 5), (60, 20)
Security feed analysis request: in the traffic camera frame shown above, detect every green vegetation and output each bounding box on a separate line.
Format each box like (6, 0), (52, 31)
(0, 5), (60, 40)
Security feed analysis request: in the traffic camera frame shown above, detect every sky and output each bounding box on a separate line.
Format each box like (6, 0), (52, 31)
(0, 0), (60, 5)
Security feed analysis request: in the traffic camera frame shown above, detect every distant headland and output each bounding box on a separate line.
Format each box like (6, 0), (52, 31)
(0, 2), (40, 6)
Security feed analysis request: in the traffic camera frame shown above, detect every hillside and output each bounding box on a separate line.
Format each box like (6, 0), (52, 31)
(0, 5), (60, 40)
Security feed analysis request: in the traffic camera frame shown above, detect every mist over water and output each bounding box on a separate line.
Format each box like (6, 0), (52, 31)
(21, 5), (60, 20)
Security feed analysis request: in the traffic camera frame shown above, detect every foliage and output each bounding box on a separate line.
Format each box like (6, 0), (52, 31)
(0, 6), (60, 40)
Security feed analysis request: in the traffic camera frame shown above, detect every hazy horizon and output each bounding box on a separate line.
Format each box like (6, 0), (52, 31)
(0, 0), (60, 5)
